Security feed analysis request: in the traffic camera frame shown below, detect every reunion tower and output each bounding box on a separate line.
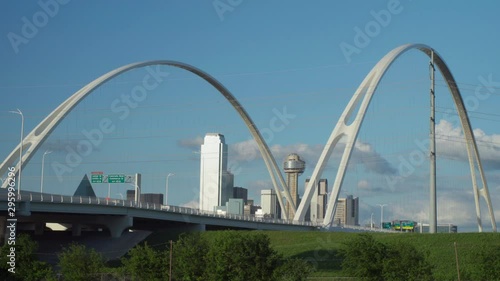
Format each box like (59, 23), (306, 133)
(283, 153), (305, 219)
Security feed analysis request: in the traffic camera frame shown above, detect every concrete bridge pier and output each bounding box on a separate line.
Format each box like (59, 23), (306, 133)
(34, 222), (44, 235)
(72, 223), (82, 237)
(96, 215), (133, 238)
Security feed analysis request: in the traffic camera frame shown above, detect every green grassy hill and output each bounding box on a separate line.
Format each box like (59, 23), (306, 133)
(264, 231), (500, 279)
(145, 230), (500, 280)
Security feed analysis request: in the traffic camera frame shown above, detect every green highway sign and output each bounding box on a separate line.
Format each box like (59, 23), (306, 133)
(107, 174), (126, 183)
(91, 174), (103, 183)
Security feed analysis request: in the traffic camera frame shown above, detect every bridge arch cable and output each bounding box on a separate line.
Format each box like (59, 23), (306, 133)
(0, 61), (295, 220)
(294, 43), (496, 232)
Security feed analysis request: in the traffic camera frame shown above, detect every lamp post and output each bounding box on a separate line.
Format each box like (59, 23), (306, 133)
(370, 213), (374, 230)
(165, 173), (174, 205)
(40, 150), (52, 193)
(127, 183), (140, 205)
(377, 204), (388, 228)
(9, 109), (24, 198)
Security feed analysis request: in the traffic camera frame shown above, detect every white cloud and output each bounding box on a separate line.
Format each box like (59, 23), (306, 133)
(177, 136), (203, 150)
(357, 179), (370, 190)
(436, 119), (500, 169)
(382, 189), (499, 231)
(181, 199), (199, 209)
(227, 138), (396, 175)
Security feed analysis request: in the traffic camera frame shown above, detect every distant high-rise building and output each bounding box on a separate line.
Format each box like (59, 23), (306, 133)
(233, 187), (248, 204)
(244, 199), (259, 216)
(227, 198), (244, 215)
(126, 190), (163, 205)
(333, 195), (359, 226)
(261, 189), (278, 218)
(306, 178), (328, 223)
(283, 154), (305, 219)
(199, 133), (233, 212)
(416, 223), (457, 233)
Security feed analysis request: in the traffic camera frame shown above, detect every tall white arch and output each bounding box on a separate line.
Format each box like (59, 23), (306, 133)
(0, 61), (296, 219)
(295, 44), (497, 232)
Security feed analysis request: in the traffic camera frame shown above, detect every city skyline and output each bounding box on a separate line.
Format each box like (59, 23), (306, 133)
(2, 1), (500, 231)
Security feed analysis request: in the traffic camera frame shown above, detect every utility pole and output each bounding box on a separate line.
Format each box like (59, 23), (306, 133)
(429, 50), (437, 233)
(169, 240), (173, 281)
(454, 242), (461, 281)
(370, 213), (374, 230)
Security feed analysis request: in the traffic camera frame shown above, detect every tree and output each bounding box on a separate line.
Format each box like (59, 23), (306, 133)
(57, 243), (105, 281)
(470, 245), (500, 281)
(121, 242), (169, 281)
(172, 231), (312, 281)
(272, 258), (314, 281)
(340, 234), (434, 281)
(340, 234), (387, 280)
(0, 233), (55, 281)
(382, 242), (433, 281)
(172, 232), (208, 281)
(203, 231), (281, 281)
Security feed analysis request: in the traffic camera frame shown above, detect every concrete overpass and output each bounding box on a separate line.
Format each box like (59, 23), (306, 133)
(0, 190), (317, 240)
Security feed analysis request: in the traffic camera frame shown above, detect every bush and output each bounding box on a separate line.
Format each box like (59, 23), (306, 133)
(0, 234), (55, 281)
(57, 243), (105, 281)
(340, 234), (433, 280)
(121, 242), (169, 281)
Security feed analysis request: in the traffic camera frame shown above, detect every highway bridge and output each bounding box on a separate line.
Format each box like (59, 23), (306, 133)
(0, 189), (321, 240)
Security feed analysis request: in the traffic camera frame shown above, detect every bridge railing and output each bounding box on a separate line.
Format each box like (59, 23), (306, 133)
(7, 193), (322, 227)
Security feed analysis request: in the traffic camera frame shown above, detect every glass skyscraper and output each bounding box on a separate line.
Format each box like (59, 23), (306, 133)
(199, 133), (233, 212)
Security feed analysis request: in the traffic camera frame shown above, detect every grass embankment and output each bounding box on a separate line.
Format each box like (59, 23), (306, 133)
(265, 231), (500, 279)
(144, 230), (500, 279)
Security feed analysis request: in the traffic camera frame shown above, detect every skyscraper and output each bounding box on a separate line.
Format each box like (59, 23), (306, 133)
(283, 153), (305, 219)
(307, 178), (328, 223)
(261, 189), (277, 218)
(333, 195), (359, 226)
(199, 133), (233, 212)
(233, 187), (248, 204)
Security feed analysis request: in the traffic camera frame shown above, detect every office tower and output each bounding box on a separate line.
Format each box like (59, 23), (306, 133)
(283, 153), (305, 219)
(261, 189), (277, 218)
(306, 178), (328, 223)
(233, 186), (248, 204)
(333, 195), (359, 226)
(199, 133), (233, 211)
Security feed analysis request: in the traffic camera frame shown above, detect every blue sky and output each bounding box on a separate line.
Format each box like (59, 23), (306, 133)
(1, 1), (500, 231)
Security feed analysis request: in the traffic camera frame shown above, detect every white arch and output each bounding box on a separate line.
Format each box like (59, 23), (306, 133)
(0, 61), (295, 219)
(295, 44), (497, 232)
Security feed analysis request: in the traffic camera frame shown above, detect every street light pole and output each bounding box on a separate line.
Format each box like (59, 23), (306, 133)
(9, 109), (24, 198)
(370, 213), (374, 230)
(127, 183), (140, 204)
(165, 173), (174, 205)
(377, 204), (387, 228)
(40, 150), (52, 193)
